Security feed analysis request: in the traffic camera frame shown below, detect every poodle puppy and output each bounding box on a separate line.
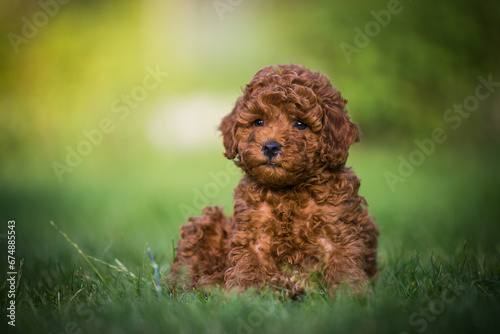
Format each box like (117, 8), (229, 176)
(168, 64), (379, 296)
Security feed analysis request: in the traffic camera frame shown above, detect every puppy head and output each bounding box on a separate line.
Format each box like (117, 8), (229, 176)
(219, 64), (359, 188)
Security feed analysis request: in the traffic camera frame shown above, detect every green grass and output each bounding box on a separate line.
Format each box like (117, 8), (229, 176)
(1, 145), (500, 334)
(7, 241), (500, 334)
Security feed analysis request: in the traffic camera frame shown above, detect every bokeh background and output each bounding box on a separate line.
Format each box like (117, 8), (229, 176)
(1, 0), (499, 313)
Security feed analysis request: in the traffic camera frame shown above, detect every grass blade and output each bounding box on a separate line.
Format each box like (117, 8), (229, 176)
(50, 221), (105, 282)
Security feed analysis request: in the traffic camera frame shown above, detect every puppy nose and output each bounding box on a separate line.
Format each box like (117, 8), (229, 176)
(262, 141), (281, 158)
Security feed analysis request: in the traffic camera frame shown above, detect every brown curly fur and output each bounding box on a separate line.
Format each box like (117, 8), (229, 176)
(168, 64), (379, 296)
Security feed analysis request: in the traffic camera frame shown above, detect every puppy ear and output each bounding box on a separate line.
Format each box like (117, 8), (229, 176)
(219, 98), (241, 160)
(319, 95), (359, 168)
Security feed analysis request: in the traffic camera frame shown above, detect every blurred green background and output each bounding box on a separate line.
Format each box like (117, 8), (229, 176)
(0, 0), (499, 304)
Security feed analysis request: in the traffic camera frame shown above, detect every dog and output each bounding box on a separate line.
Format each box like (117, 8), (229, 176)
(168, 64), (379, 297)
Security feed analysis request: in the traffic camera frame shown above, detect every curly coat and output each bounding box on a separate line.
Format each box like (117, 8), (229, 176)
(168, 64), (379, 296)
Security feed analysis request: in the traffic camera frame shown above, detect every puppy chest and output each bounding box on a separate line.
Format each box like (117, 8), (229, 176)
(247, 201), (330, 264)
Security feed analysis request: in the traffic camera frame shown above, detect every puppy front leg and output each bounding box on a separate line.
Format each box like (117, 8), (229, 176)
(224, 233), (275, 291)
(321, 241), (370, 296)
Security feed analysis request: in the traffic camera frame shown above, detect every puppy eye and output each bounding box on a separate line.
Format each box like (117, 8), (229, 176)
(254, 119), (264, 127)
(293, 120), (308, 130)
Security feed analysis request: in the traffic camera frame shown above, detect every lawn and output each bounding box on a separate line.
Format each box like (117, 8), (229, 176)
(1, 143), (499, 334)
